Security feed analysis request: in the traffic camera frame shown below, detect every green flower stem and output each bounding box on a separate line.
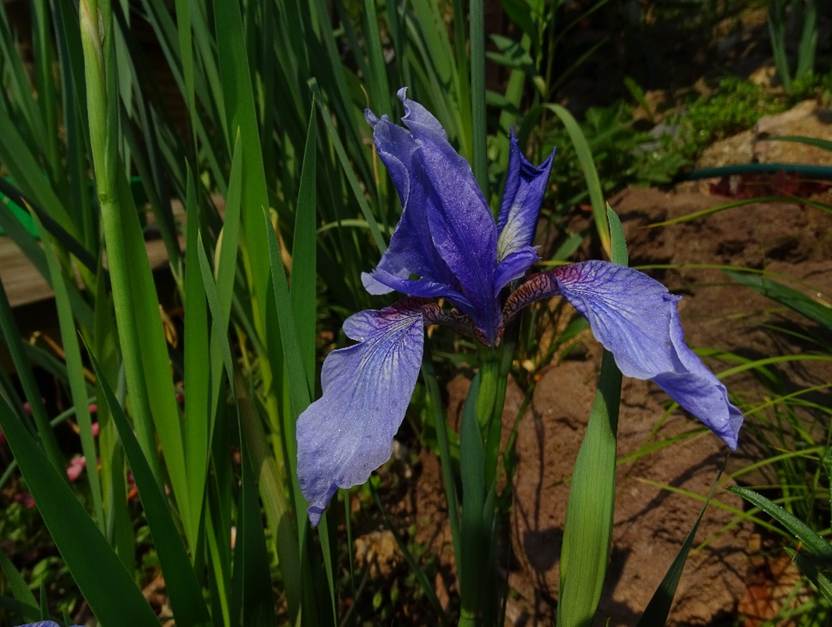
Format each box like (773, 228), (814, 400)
(79, 0), (162, 481)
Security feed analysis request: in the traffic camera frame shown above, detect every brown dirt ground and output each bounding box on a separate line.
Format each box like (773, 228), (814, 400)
(402, 182), (832, 626)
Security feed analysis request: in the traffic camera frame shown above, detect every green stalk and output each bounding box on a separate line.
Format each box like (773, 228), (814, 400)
(469, 0), (488, 195)
(79, 0), (164, 481)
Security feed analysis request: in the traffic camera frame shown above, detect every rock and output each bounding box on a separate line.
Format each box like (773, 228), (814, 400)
(354, 530), (401, 579)
(696, 100), (832, 169)
(754, 100), (832, 165)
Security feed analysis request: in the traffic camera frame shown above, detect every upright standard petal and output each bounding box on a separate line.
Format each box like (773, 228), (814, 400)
(550, 261), (743, 448)
(363, 110), (460, 298)
(496, 134), (554, 262)
(296, 303), (425, 525)
(397, 89), (501, 341)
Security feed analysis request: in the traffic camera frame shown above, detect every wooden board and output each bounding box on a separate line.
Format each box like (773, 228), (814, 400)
(0, 237), (175, 308)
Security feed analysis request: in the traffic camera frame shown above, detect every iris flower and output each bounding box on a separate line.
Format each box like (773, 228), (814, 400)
(297, 89), (743, 525)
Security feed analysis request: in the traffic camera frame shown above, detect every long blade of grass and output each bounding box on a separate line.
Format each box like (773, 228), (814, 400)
(312, 83), (386, 253)
(0, 398), (158, 625)
(459, 374), (487, 626)
(731, 485), (832, 560)
(470, 0), (487, 194)
(557, 207), (627, 626)
(647, 196), (788, 228)
(0, 548), (38, 610)
(39, 220), (104, 529)
(724, 270), (832, 330)
(90, 352), (211, 626)
(182, 168), (211, 551)
(0, 278), (63, 469)
(544, 103), (609, 255)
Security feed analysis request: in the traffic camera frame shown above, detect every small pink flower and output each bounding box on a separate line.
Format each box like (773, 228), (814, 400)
(15, 492), (36, 509)
(88, 403), (98, 414)
(66, 455), (86, 482)
(91, 421), (100, 437)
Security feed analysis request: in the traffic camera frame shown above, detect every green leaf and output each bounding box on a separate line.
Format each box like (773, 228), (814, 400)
(724, 270), (832, 331)
(0, 275), (63, 469)
(0, 548), (38, 610)
(89, 352), (211, 626)
(558, 204), (626, 625)
(39, 219), (104, 529)
(459, 375), (487, 625)
(636, 470), (721, 626)
(182, 168), (211, 551)
(0, 399), (158, 626)
(731, 485), (832, 561)
(544, 103), (609, 255)
(557, 351), (622, 627)
(767, 134), (832, 153)
(470, 0), (488, 194)
(290, 102), (318, 393)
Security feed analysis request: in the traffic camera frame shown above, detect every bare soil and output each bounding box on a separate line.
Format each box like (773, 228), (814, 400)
(400, 180), (832, 626)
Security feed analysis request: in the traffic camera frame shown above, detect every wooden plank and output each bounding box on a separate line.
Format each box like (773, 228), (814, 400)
(0, 237), (174, 308)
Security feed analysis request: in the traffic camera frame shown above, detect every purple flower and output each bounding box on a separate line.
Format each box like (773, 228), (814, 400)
(296, 89), (743, 525)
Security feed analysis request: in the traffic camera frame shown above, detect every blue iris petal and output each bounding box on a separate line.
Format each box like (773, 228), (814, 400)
(296, 303), (425, 525)
(365, 88), (501, 342)
(553, 260), (743, 449)
(496, 133), (554, 263)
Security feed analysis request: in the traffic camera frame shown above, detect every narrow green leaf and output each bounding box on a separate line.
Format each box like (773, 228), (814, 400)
(459, 375), (486, 626)
(647, 196), (789, 228)
(183, 168), (211, 551)
(0, 277), (63, 469)
(39, 220), (104, 529)
(724, 270), (832, 330)
(557, 351), (622, 626)
(731, 485), (832, 560)
(544, 103), (609, 254)
(290, 104), (318, 392)
(767, 134), (832, 153)
(312, 85), (386, 254)
(232, 418), (276, 627)
(422, 357), (462, 574)
(0, 399), (157, 626)
(89, 353), (210, 626)
(470, 0), (488, 194)
(636, 468), (722, 626)
(607, 203), (628, 266)
(0, 548), (38, 609)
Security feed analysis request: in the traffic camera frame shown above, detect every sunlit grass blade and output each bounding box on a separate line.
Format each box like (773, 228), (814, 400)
(731, 485), (832, 560)
(767, 134), (832, 153)
(39, 219), (104, 529)
(544, 103), (610, 255)
(0, 398), (158, 625)
(724, 270), (832, 330)
(213, 0), (271, 326)
(89, 352), (211, 626)
(647, 196), (788, 228)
